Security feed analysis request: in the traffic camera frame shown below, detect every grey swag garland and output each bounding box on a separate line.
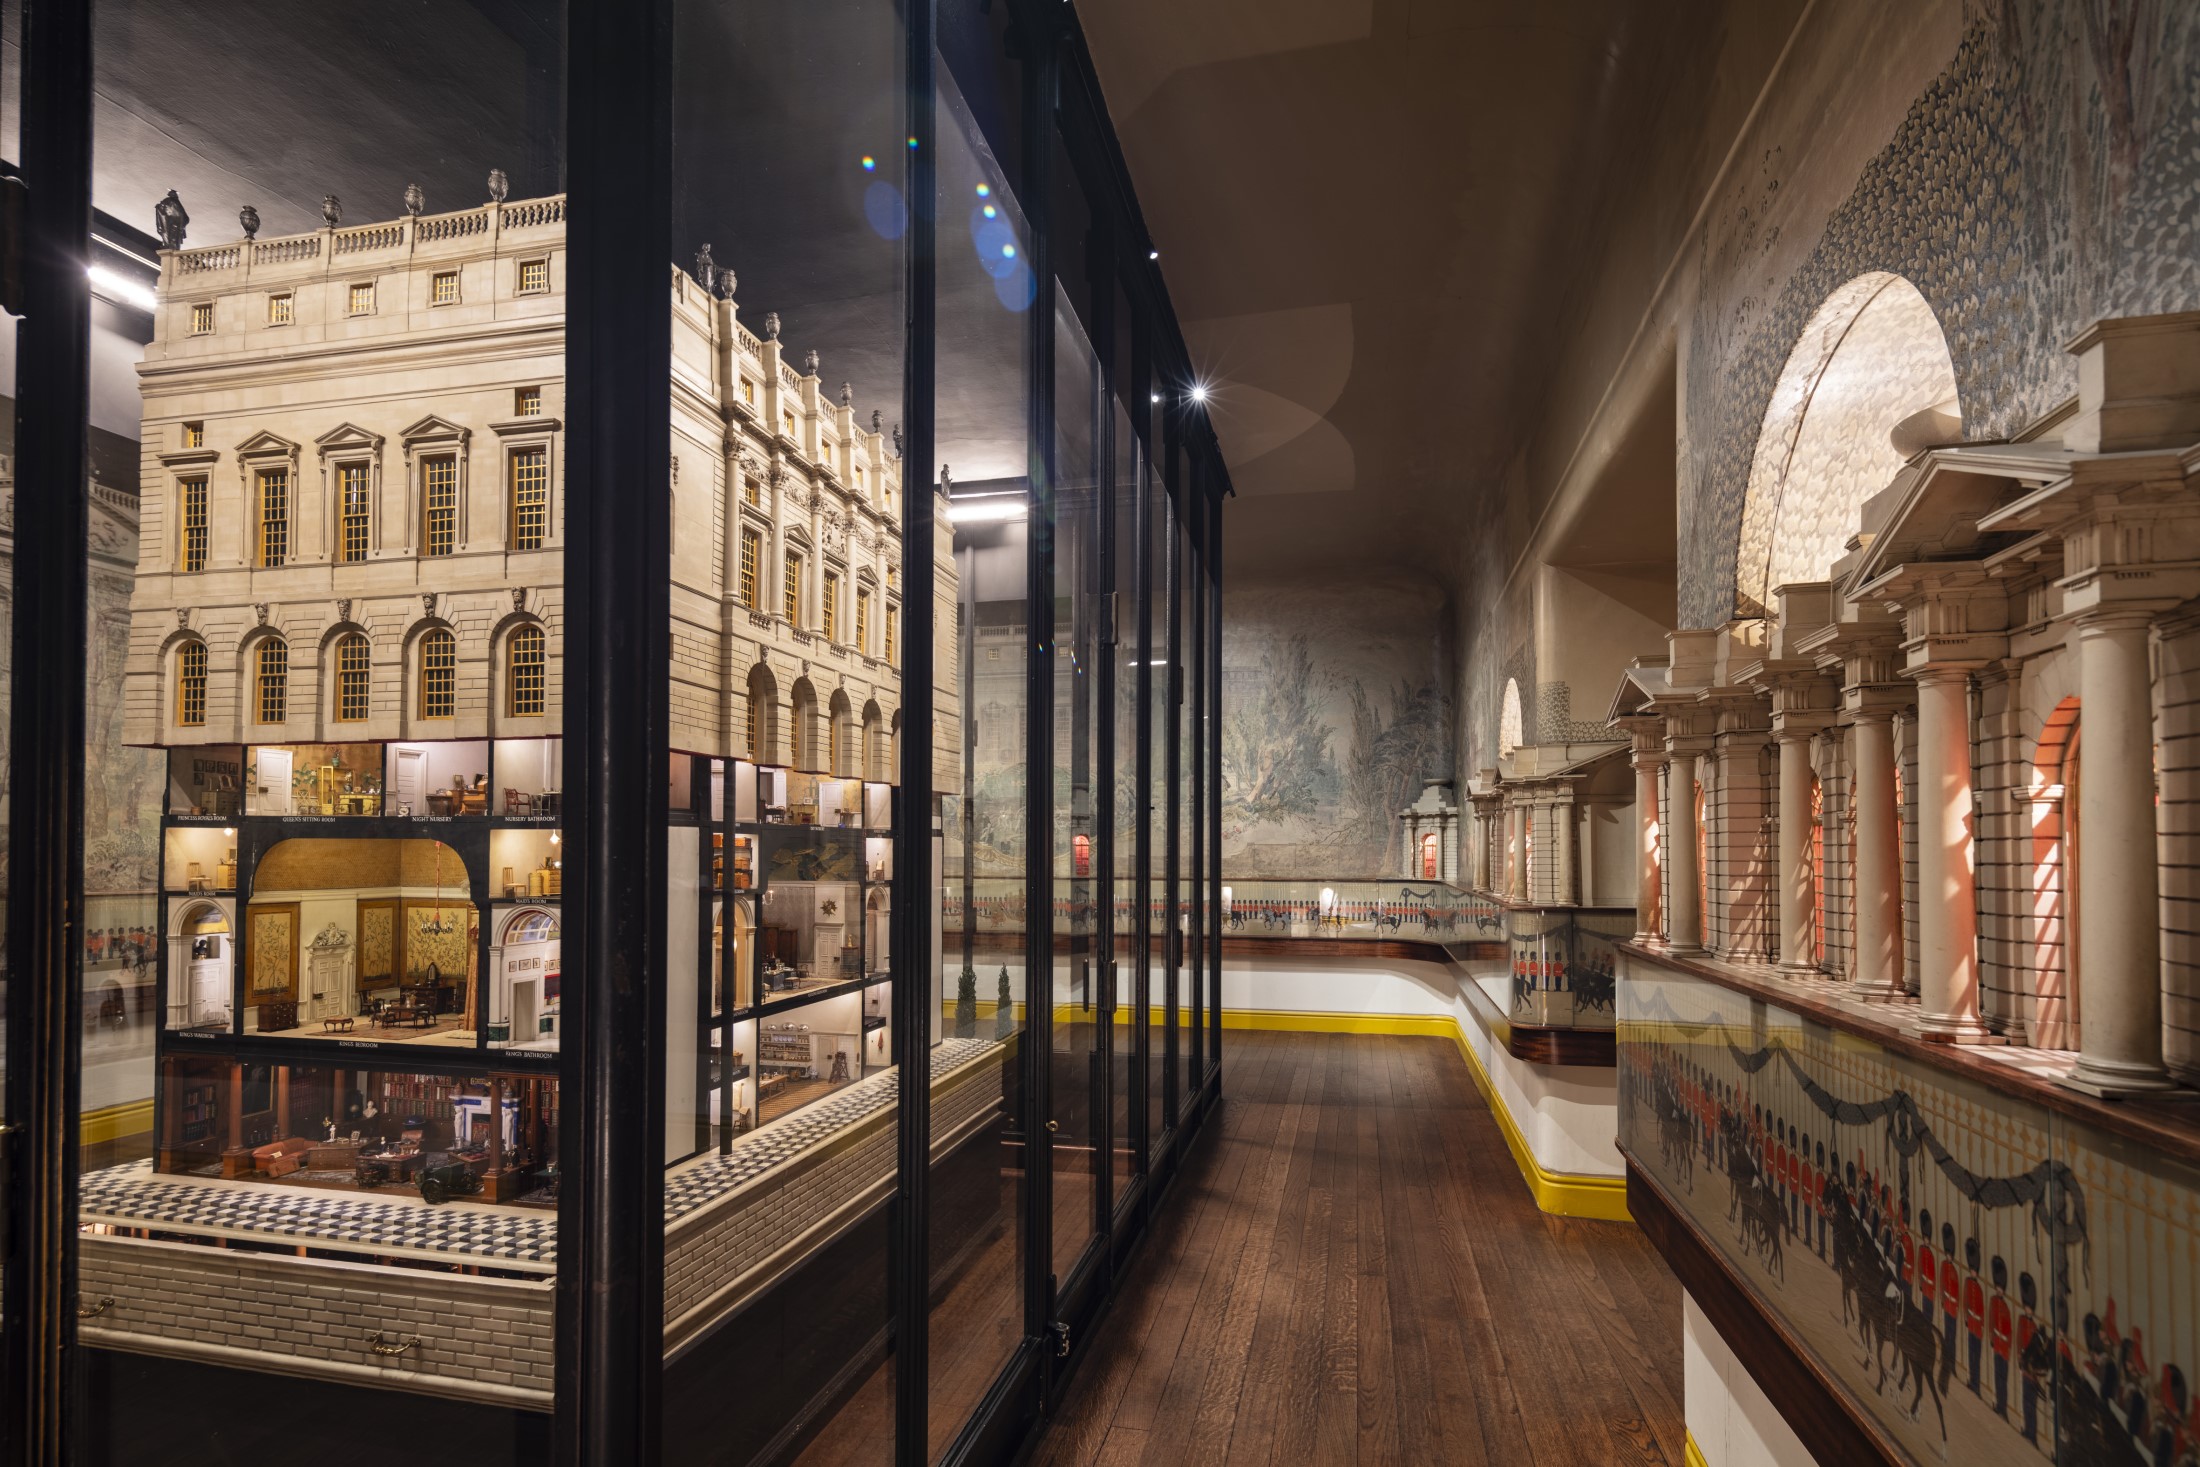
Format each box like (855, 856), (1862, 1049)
(1723, 1037), (2091, 1288)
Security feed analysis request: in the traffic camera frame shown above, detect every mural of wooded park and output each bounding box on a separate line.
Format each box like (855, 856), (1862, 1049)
(1219, 577), (1453, 879)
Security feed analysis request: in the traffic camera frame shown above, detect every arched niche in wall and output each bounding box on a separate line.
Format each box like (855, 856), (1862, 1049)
(1498, 678), (1523, 759)
(1734, 273), (1961, 617)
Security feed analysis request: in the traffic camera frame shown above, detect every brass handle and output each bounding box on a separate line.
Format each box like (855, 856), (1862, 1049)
(1045, 1120), (1059, 1133)
(366, 1332), (424, 1359)
(77, 1296), (114, 1320)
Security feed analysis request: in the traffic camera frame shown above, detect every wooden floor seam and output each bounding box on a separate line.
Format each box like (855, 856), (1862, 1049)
(1030, 1031), (1687, 1467)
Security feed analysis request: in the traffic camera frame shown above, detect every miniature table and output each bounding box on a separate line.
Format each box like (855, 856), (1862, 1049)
(322, 1015), (354, 1033)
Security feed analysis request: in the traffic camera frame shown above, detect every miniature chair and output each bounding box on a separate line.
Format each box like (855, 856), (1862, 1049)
(505, 787), (534, 817)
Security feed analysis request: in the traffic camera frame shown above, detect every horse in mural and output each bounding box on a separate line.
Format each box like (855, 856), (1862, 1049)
(1652, 1070), (1696, 1188)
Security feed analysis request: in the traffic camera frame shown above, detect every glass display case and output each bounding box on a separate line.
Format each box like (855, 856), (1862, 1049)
(12, 0), (1228, 1460)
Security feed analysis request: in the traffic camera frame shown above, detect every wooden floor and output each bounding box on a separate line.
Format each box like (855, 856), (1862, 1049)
(1030, 1030), (1687, 1467)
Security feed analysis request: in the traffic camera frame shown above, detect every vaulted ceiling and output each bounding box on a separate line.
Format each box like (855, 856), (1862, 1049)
(1077, 0), (1797, 581)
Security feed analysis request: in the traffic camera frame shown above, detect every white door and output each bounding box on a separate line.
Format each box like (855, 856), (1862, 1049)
(254, 747), (293, 815)
(394, 748), (427, 814)
(190, 952), (227, 1025)
(512, 979), (538, 1044)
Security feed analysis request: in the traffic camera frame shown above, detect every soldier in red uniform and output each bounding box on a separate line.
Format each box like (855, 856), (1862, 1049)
(1939, 1221), (1961, 1363)
(1962, 1235), (1986, 1393)
(1914, 1208), (1936, 1316)
(1988, 1254), (2014, 1418)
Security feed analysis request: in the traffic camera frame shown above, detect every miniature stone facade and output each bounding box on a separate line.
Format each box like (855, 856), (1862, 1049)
(123, 192), (956, 780)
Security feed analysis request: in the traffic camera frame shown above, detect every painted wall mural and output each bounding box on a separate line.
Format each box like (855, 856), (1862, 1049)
(1221, 576), (1453, 878)
(1683, 1), (2200, 627)
(1621, 961), (2199, 1466)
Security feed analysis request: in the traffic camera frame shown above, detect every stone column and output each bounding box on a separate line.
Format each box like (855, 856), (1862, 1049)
(1912, 669), (1989, 1040)
(1509, 804), (1526, 900)
(2067, 611), (2175, 1093)
(1776, 731), (1817, 972)
(1579, 802), (1597, 907)
(1850, 714), (1903, 997)
(1556, 798), (1577, 906)
(1634, 752), (1665, 941)
(1665, 750), (1703, 954)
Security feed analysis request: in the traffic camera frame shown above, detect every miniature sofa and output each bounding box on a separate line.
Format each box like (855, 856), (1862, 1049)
(251, 1137), (315, 1178)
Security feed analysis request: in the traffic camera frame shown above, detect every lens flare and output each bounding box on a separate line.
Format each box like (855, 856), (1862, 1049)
(1002, 244), (1016, 259)
(864, 181), (908, 240)
(976, 184), (991, 197)
(982, 205), (997, 219)
(907, 136), (919, 149)
(861, 155), (876, 171)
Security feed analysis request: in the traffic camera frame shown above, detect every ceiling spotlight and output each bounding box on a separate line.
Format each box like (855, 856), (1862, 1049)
(88, 263), (156, 312)
(1150, 392), (1161, 403)
(1148, 249), (1160, 261)
(948, 496), (1028, 526)
(1189, 383), (1210, 404)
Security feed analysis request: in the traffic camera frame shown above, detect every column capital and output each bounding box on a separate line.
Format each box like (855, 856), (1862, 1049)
(2070, 604), (2169, 634)
(1906, 663), (1980, 687)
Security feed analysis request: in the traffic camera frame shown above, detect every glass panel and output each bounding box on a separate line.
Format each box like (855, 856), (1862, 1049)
(929, 43), (1032, 1459)
(79, 5), (565, 1459)
(1109, 397), (1140, 1196)
(1049, 276), (1102, 1280)
(1175, 514), (1195, 1106)
(1148, 440), (1174, 1147)
(0, 0), (20, 1361)
(1184, 507), (1205, 1092)
(669, 0), (909, 1459)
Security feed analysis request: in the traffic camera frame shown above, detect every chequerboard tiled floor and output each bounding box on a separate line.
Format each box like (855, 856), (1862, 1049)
(80, 1037), (1002, 1267)
(663, 1036), (997, 1218)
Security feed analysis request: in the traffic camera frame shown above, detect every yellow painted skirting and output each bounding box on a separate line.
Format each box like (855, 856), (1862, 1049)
(1222, 1006), (1632, 1223)
(1684, 1430), (1710, 1467)
(943, 995), (1630, 1223)
(81, 1099), (154, 1147)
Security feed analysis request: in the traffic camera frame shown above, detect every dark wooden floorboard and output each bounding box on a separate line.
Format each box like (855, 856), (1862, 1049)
(1031, 1031), (1685, 1466)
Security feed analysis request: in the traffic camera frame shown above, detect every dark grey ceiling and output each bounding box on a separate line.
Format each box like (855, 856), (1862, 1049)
(74, 0), (1032, 477)
(1072, 0), (1791, 582)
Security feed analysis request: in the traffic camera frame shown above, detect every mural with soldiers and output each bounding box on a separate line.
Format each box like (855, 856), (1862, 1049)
(1622, 966), (2199, 1466)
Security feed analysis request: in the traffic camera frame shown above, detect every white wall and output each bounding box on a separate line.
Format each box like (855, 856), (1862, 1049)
(1684, 1292), (1820, 1467)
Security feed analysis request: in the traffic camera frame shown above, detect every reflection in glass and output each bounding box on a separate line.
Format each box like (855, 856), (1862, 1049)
(1051, 277), (1103, 1279)
(925, 55), (1032, 1463)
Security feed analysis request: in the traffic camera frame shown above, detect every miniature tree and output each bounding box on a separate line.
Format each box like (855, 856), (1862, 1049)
(996, 965), (1015, 1039)
(955, 963), (978, 1037)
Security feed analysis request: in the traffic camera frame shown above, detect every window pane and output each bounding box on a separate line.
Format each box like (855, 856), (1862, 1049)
(664, 0), (909, 1460)
(1049, 276), (1102, 1282)
(78, 6), (567, 1456)
(929, 45), (1032, 1462)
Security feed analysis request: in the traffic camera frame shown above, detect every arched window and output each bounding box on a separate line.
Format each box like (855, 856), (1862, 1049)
(420, 628), (457, 719)
(176, 640), (208, 726)
(1421, 831), (1440, 881)
(829, 711), (843, 774)
(508, 625), (545, 716)
(254, 637), (289, 724)
(334, 632), (371, 722)
(1499, 678), (1523, 758)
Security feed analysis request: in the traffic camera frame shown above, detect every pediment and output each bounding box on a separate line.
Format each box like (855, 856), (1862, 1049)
(400, 414), (471, 447)
(1847, 444), (2073, 594)
(314, 421), (386, 455)
(1604, 659), (1668, 724)
(233, 429), (300, 460)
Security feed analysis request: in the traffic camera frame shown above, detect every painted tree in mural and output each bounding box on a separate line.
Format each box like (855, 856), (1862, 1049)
(1345, 677), (1451, 875)
(1221, 633), (1335, 836)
